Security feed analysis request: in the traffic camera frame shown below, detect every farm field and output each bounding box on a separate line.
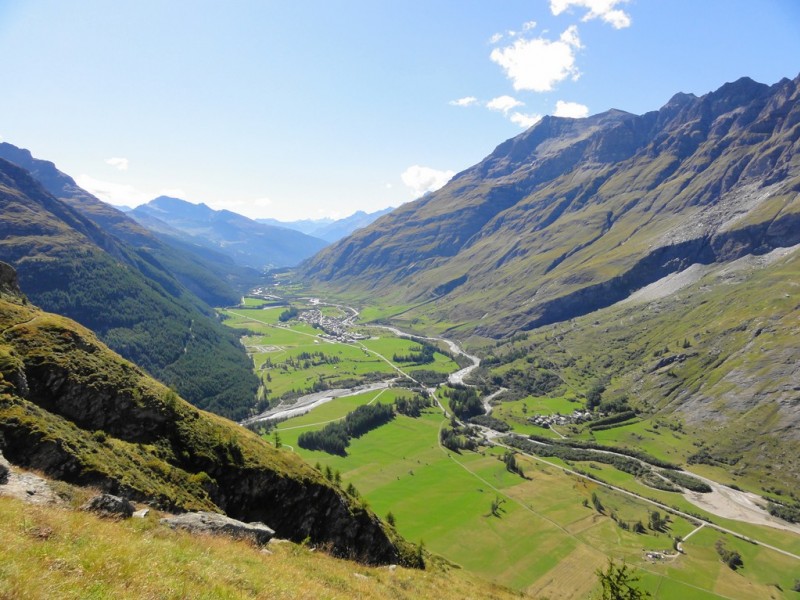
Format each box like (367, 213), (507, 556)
(273, 398), (800, 599)
(220, 294), (800, 599)
(220, 299), (458, 407)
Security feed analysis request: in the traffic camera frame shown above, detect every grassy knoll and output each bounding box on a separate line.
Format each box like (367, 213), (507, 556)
(0, 496), (521, 600)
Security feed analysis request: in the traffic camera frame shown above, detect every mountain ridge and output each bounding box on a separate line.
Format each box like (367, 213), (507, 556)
(0, 157), (259, 420)
(301, 74), (800, 337)
(131, 196), (328, 269)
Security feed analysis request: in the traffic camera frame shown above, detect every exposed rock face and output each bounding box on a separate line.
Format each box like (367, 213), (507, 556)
(0, 451), (10, 484)
(81, 494), (135, 518)
(161, 511), (275, 545)
(0, 261), (24, 301)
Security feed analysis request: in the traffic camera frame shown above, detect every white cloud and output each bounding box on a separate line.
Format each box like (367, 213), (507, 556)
(486, 95), (524, 114)
(489, 26), (582, 92)
(75, 174), (151, 206)
(158, 187), (188, 199)
(553, 100), (589, 118)
(522, 20), (537, 31)
(401, 165), (455, 198)
(550, 0), (631, 29)
(449, 96), (478, 107)
(105, 157), (129, 171)
(489, 32), (503, 44)
(509, 112), (543, 129)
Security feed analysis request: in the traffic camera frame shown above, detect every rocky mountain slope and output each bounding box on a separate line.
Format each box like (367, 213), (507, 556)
(302, 75), (800, 338)
(131, 196), (328, 270)
(0, 261), (416, 564)
(0, 157), (258, 419)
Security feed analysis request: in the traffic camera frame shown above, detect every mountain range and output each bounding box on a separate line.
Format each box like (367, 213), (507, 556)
(0, 148), (259, 419)
(130, 196), (328, 270)
(301, 74), (800, 489)
(302, 75), (800, 338)
(257, 207), (394, 243)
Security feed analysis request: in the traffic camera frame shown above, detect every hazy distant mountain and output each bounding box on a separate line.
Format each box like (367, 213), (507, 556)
(257, 216), (335, 235)
(132, 196), (328, 269)
(0, 142), (259, 307)
(257, 207), (394, 243)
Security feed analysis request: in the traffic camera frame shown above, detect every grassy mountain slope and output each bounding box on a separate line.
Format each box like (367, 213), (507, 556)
(0, 495), (520, 599)
(302, 75), (800, 338)
(0, 141), (260, 307)
(0, 158), (258, 420)
(131, 196), (329, 269)
(480, 243), (800, 491)
(0, 262), (417, 564)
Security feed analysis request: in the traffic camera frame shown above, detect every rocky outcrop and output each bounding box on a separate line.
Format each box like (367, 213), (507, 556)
(81, 494), (135, 518)
(0, 261), (24, 302)
(161, 511), (275, 545)
(0, 451), (9, 484)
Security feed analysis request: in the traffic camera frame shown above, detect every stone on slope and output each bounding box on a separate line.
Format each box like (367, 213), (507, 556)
(81, 493), (135, 518)
(161, 511), (275, 545)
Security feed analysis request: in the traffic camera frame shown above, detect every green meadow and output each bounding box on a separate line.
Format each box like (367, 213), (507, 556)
(221, 295), (800, 599)
(272, 397), (799, 599)
(220, 301), (458, 403)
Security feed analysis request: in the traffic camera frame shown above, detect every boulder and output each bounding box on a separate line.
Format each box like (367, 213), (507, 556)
(0, 452), (10, 484)
(81, 493), (135, 518)
(161, 511), (275, 545)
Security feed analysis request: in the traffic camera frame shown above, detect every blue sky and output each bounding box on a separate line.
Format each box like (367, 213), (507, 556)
(1, 1), (798, 221)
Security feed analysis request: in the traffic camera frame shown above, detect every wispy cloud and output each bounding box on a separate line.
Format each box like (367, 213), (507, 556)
(76, 174), (149, 205)
(449, 96), (478, 107)
(490, 25), (582, 92)
(401, 165), (455, 197)
(553, 100), (589, 118)
(510, 112), (543, 128)
(105, 156), (129, 171)
(550, 0), (631, 29)
(486, 95), (524, 114)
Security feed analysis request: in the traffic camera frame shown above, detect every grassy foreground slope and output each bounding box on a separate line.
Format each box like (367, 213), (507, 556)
(0, 261), (416, 564)
(0, 495), (520, 600)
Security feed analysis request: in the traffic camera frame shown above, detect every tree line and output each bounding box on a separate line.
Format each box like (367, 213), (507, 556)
(297, 402), (395, 455)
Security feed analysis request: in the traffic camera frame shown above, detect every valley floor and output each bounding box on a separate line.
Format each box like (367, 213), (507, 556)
(221, 294), (800, 599)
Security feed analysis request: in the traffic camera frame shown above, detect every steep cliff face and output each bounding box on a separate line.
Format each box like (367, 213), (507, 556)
(0, 263), (412, 565)
(302, 74), (800, 338)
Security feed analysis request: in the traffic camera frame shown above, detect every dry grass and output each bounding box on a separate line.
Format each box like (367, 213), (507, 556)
(0, 496), (525, 600)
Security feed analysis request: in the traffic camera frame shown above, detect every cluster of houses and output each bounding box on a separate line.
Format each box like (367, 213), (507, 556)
(298, 309), (368, 343)
(528, 409), (593, 428)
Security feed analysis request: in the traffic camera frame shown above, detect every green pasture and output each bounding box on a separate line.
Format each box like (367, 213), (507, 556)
(221, 305), (457, 401)
(273, 396), (799, 598)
